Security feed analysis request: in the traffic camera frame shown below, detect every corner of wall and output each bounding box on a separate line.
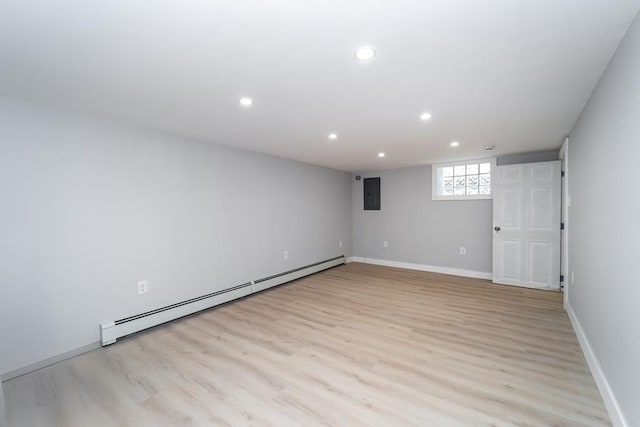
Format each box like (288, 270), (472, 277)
(0, 380), (7, 427)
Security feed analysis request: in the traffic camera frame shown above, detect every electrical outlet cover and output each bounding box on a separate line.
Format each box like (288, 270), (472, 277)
(137, 280), (148, 294)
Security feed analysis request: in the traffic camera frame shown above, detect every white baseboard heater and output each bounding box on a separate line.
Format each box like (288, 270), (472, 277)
(100, 255), (345, 346)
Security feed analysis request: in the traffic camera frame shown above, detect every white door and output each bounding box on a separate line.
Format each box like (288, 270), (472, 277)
(492, 161), (561, 290)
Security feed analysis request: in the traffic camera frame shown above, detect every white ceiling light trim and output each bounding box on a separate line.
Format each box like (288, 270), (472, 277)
(354, 46), (376, 61)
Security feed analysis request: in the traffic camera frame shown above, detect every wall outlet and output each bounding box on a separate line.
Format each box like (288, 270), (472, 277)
(460, 247), (466, 255)
(283, 251), (289, 260)
(383, 240), (388, 248)
(339, 240), (343, 249)
(137, 280), (148, 295)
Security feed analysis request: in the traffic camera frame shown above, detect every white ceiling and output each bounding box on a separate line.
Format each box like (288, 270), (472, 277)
(1, 1), (638, 172)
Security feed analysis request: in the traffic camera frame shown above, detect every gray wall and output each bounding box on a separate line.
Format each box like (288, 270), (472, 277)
(352, 166), (492, 274)
(0, 380), (5, 427)
(0, 97), (352, 376)
(568, 12), (640, 425)
(497, 149), (559, 166)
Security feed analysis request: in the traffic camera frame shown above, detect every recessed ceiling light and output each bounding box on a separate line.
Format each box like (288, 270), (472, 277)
(239, 97), (253, 107)
(378, 152), (385, 158)
(328, 133), (338, 140)
(420, 112), (432, 121)
(484, 144), (495, 151)
(354, 46), (376, 61)
(450, 141), (460, 147)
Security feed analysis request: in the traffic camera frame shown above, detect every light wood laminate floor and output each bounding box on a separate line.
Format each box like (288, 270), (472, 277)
(4, 263), (610, 426)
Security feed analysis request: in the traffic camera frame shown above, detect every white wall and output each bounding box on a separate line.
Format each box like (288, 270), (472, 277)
(352, 166), (493, 276)
(567, 12), (640, 426)
(0, 97), (352, 377)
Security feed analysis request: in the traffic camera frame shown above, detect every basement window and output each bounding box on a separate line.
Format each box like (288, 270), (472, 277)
(432, 158), (496, 200)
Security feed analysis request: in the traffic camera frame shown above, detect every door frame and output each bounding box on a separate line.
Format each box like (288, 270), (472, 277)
(559, 138), (570, 304)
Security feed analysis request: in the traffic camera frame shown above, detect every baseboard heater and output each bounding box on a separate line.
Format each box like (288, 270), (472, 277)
(100, 255), (345, 346)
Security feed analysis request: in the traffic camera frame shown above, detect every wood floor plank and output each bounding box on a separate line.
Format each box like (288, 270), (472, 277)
(3, 263), (611, 426)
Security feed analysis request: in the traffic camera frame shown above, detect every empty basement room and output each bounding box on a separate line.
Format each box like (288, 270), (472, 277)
(1, 1), (640, 426)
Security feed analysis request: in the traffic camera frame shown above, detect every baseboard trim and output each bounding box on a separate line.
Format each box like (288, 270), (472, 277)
(348, 256), (492, 280)
(1, 341), (101, 382)
(565, 301), (627, 427)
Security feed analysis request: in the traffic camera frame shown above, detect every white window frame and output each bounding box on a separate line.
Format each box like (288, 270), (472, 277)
(432, 157), (496, 201)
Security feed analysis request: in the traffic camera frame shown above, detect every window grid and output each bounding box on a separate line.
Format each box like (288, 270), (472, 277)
(433, 159), (495, 200)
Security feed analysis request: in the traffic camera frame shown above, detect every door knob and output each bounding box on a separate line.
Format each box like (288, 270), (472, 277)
(494, 226), (501, 232)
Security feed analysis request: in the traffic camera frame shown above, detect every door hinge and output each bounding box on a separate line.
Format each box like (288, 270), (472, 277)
(561, 170), (565, 177)
(561, 222), (565, 230)
(560, 275), (564, 282)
